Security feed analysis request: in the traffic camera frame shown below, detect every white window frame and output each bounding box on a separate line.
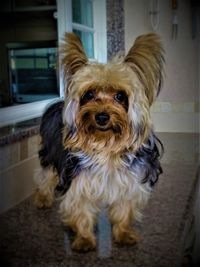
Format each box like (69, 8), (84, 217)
(0, 0), (107, 127)
(57, 0), (107, 97)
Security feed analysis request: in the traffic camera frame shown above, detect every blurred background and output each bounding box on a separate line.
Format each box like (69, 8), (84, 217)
(0, 1), (199, 266)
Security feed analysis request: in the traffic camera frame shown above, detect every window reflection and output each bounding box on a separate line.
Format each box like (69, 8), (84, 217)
(9, 43), (58, 103)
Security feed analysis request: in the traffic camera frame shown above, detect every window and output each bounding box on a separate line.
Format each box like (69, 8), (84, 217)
(0, 0), (106, 127)
(72, 0), (94, 58)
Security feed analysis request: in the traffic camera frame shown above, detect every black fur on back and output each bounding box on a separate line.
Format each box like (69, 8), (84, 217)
(133, 134), (163, 186)
(39, 100), (81, 193)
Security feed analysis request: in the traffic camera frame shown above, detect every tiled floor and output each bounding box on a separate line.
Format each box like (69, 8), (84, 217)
(0, 162), (199, 267)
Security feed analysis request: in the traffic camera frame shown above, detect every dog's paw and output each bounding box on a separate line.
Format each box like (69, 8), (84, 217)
(114, 229), (139, 245)
(72, 236), (96, 252)
(34, 190), (53, 209)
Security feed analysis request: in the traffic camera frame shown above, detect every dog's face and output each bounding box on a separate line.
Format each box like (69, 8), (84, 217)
(61, 33), (164, 154)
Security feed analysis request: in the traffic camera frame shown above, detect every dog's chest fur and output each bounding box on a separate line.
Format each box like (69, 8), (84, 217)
(69, 150), (150, 206)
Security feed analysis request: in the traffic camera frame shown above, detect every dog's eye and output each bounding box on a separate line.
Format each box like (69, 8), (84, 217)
(80, 90), (94, 105)
(114, 91), (127, 102)
(114, 91), (129, 111)
(84, 90), (94, 100)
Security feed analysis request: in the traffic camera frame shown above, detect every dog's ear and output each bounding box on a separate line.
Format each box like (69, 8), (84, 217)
(124, 33), (165, 105)
(60, 32), (88, 83)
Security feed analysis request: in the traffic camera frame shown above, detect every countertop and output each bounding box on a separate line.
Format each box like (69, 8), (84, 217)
(0, 118), (41, 147)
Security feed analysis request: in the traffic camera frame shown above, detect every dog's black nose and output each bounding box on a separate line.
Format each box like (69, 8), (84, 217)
(95, 112), (110, 126)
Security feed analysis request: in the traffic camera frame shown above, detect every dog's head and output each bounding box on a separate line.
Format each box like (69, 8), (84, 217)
(60, 33), (164, 154)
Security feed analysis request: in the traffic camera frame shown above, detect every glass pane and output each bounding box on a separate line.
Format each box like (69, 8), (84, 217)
(72, 0), (93, 27)
(9, 46), (59, 103)
(73, 29), (94, 59)
(16, 58), (34, 69)
(35, 58), (48, 69)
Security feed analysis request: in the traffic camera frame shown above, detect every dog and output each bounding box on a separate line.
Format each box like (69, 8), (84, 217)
(34, 32), (164, 252)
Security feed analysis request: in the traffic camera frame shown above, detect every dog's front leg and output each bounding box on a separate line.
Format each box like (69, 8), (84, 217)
(108, 200), (139, 245)
(60, 191), (97, 252)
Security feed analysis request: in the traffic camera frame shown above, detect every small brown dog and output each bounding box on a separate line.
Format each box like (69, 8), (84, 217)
(35, 32), (164, 252)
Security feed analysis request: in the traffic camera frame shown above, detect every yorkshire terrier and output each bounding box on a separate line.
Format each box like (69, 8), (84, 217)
(34, 32), (165, 252)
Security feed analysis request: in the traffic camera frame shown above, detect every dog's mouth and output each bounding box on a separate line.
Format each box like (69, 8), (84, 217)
(88, 125), (122, 134)
(96, 126), (112, 132)
(88, 125), (111, 133)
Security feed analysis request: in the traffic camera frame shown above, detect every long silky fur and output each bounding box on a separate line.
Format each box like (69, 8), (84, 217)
(124, 33), (165, 105)
(39, 100), (163, 199)
(39, 101), (81, 193)
(37, 32), (165, 250)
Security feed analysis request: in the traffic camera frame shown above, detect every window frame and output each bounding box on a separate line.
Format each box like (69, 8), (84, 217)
(0, 0), (107, 127)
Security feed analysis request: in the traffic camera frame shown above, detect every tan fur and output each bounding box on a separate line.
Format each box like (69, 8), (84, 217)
(34, 168), (58, 209)
(60, 33), (88, 89)
(37, 32), (165, 251)
(63, 63), (151, 153)
(59, 178), (98, 251)
(59, 154), (150, 250)
(66, 102), (130, 154)
(108, 200), (139, 244)
(124, 33), (165, 105)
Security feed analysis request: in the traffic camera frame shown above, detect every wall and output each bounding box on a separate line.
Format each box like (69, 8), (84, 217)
(0, 135), (40, 213)
(124, 0), (199, 133)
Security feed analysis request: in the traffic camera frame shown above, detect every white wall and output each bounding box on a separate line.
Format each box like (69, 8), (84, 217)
(124, 0), (199, 133)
